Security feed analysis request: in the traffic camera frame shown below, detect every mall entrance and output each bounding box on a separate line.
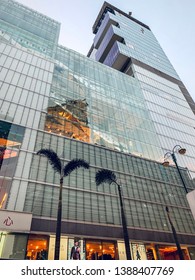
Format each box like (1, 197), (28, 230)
(85, 240), (118, 260)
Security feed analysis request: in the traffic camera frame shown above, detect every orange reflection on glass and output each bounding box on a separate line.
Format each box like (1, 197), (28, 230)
(3, 149), (18, 159)
(45, 99), (90, 142)
(0, 193), (7, 208)
(0, 139), (21, 147)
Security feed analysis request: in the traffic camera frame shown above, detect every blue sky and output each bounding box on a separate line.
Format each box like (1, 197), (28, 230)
(16, 0), (195, 100)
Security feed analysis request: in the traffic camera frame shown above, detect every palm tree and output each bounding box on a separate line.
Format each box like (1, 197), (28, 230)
(37, 148), (89, 260)
(95, 169), (131, 260)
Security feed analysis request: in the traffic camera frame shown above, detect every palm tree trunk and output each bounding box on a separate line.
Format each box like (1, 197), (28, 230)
(117, 184), (131, 260)
(54, 176), (63, 260)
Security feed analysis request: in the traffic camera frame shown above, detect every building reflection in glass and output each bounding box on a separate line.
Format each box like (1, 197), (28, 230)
(45, 98), (90, 142)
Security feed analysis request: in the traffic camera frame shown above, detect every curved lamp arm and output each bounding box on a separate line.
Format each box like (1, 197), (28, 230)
(163, 151), (172, 160)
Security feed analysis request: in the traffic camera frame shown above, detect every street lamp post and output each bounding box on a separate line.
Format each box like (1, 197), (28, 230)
(162, 145), (188, 193)
(162, 144), (187, 260)
(165, 206), (184, 260)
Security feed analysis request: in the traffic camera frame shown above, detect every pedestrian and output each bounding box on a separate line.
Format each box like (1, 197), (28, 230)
(70, 241), (81, 260)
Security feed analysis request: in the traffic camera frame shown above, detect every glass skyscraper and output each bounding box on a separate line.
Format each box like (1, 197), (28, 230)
(88, 2), (195, 179)
(0, 0), (195, 260)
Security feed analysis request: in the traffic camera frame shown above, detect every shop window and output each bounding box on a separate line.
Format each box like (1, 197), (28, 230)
(158, 245), (190, 260)
(145, 244), (157, 260)
(26, 235), (49, 260)
(85, 240), (118, 260)
(0, 233), (28, 259)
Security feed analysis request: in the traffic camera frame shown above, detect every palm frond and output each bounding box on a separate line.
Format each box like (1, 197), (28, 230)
(37, 149), (62, 174)
(63, 159), (89, 177)
(95, 169), (117, 186)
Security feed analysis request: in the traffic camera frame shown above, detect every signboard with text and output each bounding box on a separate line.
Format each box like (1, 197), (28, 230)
(0, 210), (32, 231)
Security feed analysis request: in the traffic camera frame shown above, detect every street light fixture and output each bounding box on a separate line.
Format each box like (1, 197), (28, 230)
(162, 145), (188, 193)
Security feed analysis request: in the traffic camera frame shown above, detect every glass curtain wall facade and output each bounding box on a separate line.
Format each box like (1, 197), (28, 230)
(0, 0), (60, 58)
(89, 2), (195, 179)
(0, 0), (195, 260)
